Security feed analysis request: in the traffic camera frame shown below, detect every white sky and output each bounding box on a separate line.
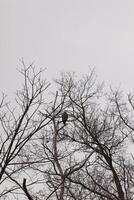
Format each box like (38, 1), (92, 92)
(1, 0), (134, 94)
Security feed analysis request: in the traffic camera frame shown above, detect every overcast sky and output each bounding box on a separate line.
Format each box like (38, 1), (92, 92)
(1, 0), (134, 95)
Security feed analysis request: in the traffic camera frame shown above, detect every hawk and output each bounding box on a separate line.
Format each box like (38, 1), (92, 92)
(62, 111), (68, 125)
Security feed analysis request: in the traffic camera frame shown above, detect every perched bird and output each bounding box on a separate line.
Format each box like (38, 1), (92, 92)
(62, 111), (68, 125)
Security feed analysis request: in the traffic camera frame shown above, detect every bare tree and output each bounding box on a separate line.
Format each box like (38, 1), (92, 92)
(60, 72), (134, 200)
(33, 70), (133, 200)
(0, 65), (134, 200)
(0, 61), (53, 199)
